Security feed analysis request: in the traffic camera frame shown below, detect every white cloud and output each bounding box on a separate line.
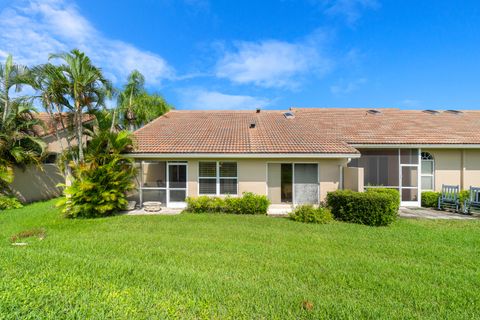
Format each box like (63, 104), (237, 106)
(178, 89), (271, 110)
(0, 0), (174, 85)
(322, 0), (379, 24)
(215, 33), (332, 88)
(330, 77), (367, 95)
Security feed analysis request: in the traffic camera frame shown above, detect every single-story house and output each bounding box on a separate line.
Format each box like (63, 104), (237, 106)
(127, 108), (480, 208)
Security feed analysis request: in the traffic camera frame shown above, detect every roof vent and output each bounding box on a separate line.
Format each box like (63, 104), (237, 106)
(445, 109), (463, 115)
(284, 111), (295, 119)
(367, 109), (382, 115)
(256, 108), (261, 113)
(423, 109), (440, 115)
(249, 122), (256, 129)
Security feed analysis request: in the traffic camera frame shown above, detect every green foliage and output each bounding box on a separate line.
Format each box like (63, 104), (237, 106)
(421, 191), (440, 207)
(459, 190), (470, 203)
(224, 192), (270, 215)
(288, 204), (333, 224)
(116, 70), (172, 130)
(0, 195), (22, 210)
(57, 155), (137, 218)
(326, 188), (400, 226)
(185, 192), (270, 215)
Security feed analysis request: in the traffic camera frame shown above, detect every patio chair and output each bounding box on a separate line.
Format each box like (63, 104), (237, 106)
(463, 186), (480, 214)
(438, 184), (460, 213)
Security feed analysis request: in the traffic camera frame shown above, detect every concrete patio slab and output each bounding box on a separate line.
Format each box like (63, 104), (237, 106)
(399, 207), (479, 220)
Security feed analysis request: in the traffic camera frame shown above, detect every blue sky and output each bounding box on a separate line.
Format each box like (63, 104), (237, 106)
(0, 0), (479, 110)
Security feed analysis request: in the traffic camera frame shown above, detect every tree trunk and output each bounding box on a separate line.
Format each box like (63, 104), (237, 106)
(76, 102), (84, 163)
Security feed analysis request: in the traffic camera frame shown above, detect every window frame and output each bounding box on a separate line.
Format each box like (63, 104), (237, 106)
(198, 161), (238, 196)
(420, 152), (435, 191)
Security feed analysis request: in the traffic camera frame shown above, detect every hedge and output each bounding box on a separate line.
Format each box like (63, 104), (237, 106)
(326, 188), (400, 226)
(185, 192), (270, 215)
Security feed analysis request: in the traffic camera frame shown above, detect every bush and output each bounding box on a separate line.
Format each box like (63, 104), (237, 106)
(326, 188), (399, 226)
(421, 191), (440, 208)
(0, 195), (23, 210)
(57, 156), (137, 218)
(288, 205), (333, 224)
(225, 192), (270, 215)
(186, 192), (270, 215)
(459, 190), (470, 204)
(185, 196), (225, 213)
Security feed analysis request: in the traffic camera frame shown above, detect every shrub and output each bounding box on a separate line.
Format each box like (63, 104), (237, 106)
(326, 189), (399, 226)
(421, 191), (440, 208)
(225, 192), (270, 215)
(367, 188), (400, 211)
(459, 190), (470, 204)
(288, 205), (333, 224)
(57, 156), (137, 218)
(185, 196), (225, 213)
(0, 195), (23, 210)
(186, 192), (270, 215)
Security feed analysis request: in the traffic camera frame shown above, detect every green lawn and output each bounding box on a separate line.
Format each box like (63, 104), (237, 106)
(1, 200), (479, 319)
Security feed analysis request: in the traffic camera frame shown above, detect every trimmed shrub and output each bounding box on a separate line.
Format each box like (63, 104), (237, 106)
(225, 192), (270, 215)
(289, 205), (333, 224)
(421, 191), (440, 208)
(185, 196), (225, 213)
(459, 190), (470, 204)
(0, 195), (23, 210)
(326, 189), (399, 226)
(186, 192), (270, 215)
(367, 188), (400, 211)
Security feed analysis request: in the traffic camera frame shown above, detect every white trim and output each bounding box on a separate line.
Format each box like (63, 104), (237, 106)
(126, 153), (360, 159)
(350, 144), (480, 149)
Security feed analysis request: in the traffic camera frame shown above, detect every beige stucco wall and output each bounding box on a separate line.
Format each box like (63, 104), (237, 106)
(423, 149), (480, 191)
(11, 165), (64, 203)
(343, 167), (364, 192)
(464, 150), (480, 189)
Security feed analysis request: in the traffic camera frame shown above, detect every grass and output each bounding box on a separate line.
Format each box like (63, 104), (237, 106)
(1, 200), (479, 319)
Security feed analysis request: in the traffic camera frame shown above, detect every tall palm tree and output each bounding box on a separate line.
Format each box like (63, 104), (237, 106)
(0, 54), (29, 129)
(116, 70), (171, 131)
(49, 49), (112, 162)
(29, 63), (76, 162)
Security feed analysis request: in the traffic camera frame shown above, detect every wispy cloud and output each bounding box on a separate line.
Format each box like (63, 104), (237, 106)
(215, 31), (333, 89)
(330, 77), (367, 95)
(0, 0), (174, 84)
(312, 0), (379, 24)
(178, 89), (271, 110)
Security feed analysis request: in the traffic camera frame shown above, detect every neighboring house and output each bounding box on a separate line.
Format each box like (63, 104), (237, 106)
(10, 112), (95, 202)
(128, 108), (480, 208)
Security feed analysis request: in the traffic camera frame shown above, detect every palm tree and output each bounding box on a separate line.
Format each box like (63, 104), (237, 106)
(0, 54), (29, 129)
(116, 70), (171, 131)
(49, 49), (112, 162)
(29, 63), (76, 162)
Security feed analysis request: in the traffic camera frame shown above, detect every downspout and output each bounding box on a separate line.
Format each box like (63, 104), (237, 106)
(461, 149), (466, 190)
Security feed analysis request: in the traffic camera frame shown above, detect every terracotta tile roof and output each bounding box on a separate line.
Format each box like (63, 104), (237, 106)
(34, 112), (95, 137)
(132, 108), (480, 154)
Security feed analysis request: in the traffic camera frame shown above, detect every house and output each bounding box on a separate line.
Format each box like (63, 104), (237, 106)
(127, 108), (480, 208)
(10, 112), (95, 202)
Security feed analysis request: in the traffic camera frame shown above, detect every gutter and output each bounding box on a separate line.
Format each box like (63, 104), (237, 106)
(125, 152), (361, 159)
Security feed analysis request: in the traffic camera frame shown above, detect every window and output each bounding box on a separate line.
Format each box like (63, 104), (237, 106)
(421, 152), (435, 190)
(199, 162), (238, 195)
